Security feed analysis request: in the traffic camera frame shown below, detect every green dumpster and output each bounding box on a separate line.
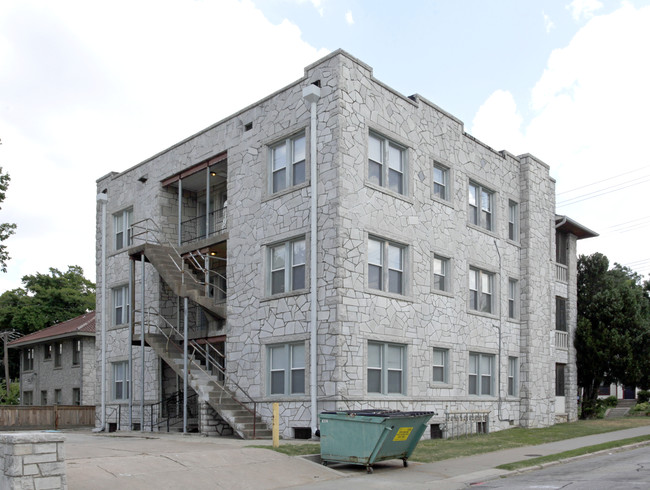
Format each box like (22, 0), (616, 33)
(319, 410), (434, 473)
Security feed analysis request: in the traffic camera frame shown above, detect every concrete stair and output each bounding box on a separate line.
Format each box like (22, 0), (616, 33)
(140, 243), (226, 320)
(606, 399), (637, 418)
(146, 333), (271, 439)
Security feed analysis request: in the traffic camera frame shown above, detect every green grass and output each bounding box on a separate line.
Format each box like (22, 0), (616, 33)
(250, 417), (650, 464)
(496, 435), (650, 471)
(410, 417), (650, 463)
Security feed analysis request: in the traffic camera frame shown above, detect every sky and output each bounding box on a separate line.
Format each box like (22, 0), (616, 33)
(0, 0), (649, 294)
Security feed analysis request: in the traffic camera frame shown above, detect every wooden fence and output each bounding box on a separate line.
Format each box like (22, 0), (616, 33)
(0, 405), (95, 430)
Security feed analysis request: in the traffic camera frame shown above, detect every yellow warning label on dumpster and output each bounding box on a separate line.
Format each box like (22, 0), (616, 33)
(393, 427), (413, 441)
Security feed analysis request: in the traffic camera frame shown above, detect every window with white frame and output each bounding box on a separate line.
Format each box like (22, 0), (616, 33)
(432, 348), (449, 384)
(23, 348), (34, 371)
(43, 344), (52, 361)
(72, 340), (81, 366)
(433, 163), (449, 201)
(508, 200), (519, 241)
(469, 268), (494, 314)
(113, 361), (130, 400)
(368, 237), (406, 295)
(114, 208), (133, 250)
(508, 278), (518, 319)
(556, 296), (567, 331)
(468, 182), (494, 231)
(469, 352), (495, 396)
(113, 285), (130, 325)
(268, 343), (305, 395)
(268, 238), (306, 295)
(54, 342), (62, 368)
(433, 254), (450, 292)
(270, 132), (306, 194)
(508, 357), (518, 396)
(367, 341), (406, 395)
(368, 132), (406, 195)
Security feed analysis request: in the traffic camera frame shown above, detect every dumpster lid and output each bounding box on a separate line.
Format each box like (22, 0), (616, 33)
(320, 409), (435, 418)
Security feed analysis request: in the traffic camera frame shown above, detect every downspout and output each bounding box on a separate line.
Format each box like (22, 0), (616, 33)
(141, 255), (145, 431)
(96, 192), (108, 432)
(493, 239), (509, 422)
(303, 83), (321, 435)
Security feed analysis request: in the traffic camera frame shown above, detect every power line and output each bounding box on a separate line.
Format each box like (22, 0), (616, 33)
(557, 175), (650, 207)
(557, 166), (649, 196)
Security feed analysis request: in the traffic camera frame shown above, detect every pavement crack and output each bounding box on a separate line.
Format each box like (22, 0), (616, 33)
(160, 454), (189, 467)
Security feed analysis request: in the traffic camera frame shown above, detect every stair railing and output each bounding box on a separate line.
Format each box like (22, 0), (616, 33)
(130, 218), (227, 298)
(138, 306), (260, 438)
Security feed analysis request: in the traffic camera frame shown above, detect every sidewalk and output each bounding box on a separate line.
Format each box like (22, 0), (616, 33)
(61, 425), (650, 489)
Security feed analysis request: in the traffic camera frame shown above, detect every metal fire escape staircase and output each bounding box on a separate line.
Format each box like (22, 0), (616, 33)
(129, 219), (271, 439)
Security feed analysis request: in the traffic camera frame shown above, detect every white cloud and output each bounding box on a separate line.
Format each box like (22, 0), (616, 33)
(345, 10), (354, 25)
(567, 0), (604, 21)
(0, 0), (328, 292)
(543, 12), (556, 33)
(471, 3), (650, 270)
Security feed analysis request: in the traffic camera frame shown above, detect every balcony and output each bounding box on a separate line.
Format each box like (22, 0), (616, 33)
(555, 263), (568, 283)
(181, 207), (227, 244)
(555, 330), (568, 350)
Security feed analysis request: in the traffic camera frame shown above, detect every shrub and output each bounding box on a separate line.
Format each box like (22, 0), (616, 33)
(637, 390), (650, 404)
(630, 402), (650, 415)
(603, 395), (618, 407)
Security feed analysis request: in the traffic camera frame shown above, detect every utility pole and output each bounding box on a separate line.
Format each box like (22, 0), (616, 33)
(0, 330), (22, 393)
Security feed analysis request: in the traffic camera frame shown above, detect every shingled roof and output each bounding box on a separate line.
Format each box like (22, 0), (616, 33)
(8, 311), (95, 348)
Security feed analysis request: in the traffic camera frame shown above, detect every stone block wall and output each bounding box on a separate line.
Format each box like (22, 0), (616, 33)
(0, 432), (66, 490)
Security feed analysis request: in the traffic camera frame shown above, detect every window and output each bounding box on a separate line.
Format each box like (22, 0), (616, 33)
(270, 132), (306, 193)
(113, 285), (130, 325)
(508, 279), (518, 319)
(41, 390), (48, 406)
(368, 237), (405, 295)
(72, 340), (81, 366)
(368, 132), (406, 195)
(22, 391), (33, 406)
(54, 389), (62, 405)
(556, 296), (567, 331)
(433, 255), (450, 292)
(469, 352), (494, 396)
(508, 200), (519, 241)
(268, 343), (305, 395)
(113, 361), (130, 400)
(433, 163), (449, 201)
(72, 388), (81, 406)
(268, 238), (306, 295)
(114, 208), (133, 250)
(556, 232), (568, 265)
(555, 363), (566, 397)
(54, 342), (62, 368)
(23, 348), (34, 371)
(469, 268), (494, 314)
(43, 344), (52, 361)
(508, 357), (518, 396)
(368, 342), (406, 395)
(432, 348), (449, 383)
(468, 182), (494, 231)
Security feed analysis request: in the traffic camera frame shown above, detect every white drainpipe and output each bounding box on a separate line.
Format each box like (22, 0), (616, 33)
(96, 193), (108, 431)
(303, 83), (321, 435)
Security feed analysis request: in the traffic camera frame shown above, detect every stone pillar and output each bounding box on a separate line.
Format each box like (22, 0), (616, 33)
(0, 432), (67, 489)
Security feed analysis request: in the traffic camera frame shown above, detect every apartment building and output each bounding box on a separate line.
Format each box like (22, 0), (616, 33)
(95, 50), (595, 438)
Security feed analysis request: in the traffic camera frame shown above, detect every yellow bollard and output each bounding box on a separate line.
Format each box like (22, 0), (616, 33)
(272, 403), (279, 448)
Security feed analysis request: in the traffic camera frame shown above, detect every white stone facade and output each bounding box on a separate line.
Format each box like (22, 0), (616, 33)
(95, 50), (592, 438)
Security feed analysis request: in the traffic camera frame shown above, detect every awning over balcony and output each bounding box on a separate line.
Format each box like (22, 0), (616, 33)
(555, 215), (598, 240)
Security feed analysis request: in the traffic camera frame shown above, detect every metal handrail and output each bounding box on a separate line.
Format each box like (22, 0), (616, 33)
(130, 218), (227, 297)
(138, 306), (259, 437)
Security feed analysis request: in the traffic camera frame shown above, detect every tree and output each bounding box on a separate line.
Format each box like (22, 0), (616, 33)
(576, 253), (650, 418)
(0, 162), (17, 272)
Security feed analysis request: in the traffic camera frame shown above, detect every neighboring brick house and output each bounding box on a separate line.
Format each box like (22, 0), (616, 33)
(95, 50), (595, 439)
(8, 312), (96, 407)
